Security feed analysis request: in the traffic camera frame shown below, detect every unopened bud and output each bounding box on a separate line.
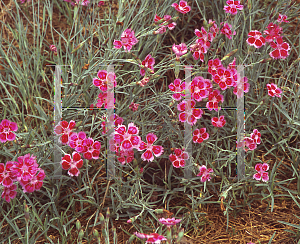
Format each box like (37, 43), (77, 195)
(78, 229), (84, 240)
(155, 209), (164, 214)
(221, 49), (238, 61)
(106, 207), (110, 219)
(76, 220), (81, 231)
(24, 203), (30, 222)
(176, 228), (184, 242)
(99, 213), (105, 225)
(93, 229), (99, 238)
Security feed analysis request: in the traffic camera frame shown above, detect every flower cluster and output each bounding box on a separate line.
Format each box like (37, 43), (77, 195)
(190, 20), (219, 61)
(54, 120), (101, 176)
(108, 122), (164, 164)
(113, 28), (139, 52)
(237, 129), (262, 152)
(246, 21), (290, 59)
(154, 14), (177, 34)
(0, 153), (45, 202)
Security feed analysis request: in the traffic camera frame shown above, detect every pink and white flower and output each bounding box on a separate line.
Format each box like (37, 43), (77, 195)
(138, 133), (164, 162)
(197, 165), (214, 182)
(171, 1), (191, 14)
(0, 119), (18, 143)
(253, 163), (269, 182)
(61, 152), (84, 177)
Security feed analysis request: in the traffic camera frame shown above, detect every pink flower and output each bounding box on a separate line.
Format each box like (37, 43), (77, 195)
(61, 152), (84, 177)
(54, 120), (76, 145)
(172, 43), (187, 59)
(98, 1), (105, 6)
(93, 70), (117, 91)
(116, 149), (134, 165)
(140, 54), (155, 76)
(154, 15), (177, 34)
(138, 133), (164, 162)
(0, 119), (18, 143)
(159, 218), (181, 226)
(49, 45), (57, 53)
(113, 28), (139, 52)
(208, 58), (223, 76)
(113, 123), (141, 152)
(246, 30), (266, 48)
(191, 76), (212, 102)
(213, 67), (235, 90)
(65, 0), (90, 6)
(171, 1), (191, 14)
(177, 99), (203, 126)
(206, 89), (224, 111)
(264, 23), (282, 42)
(251, 129), (261, 144)
(129, 102), (139, 111)
(224, 0), (243, 15)
(20, 0), (31, 3)
(1, 184), (17, 203)
(96, 91), (116, 109)
(101, 114), (124, 135)
(68, 131), (87, 153)
(169, 78), (186, 101)
(192, 128), (209, 144)
(253, 163), (269, 182)
(220, 22), (236, 39)
(0, 162), (17, 187)
(244, 137), (257, 151)
(169, 148), (189, 168)
(233, 76), (250, 98)
(137, 77), (150, 87)
(134, 232), (167, 244)
(211, 115), (226, 128)
(209, 19), (219, 40)
(197, 165), (214, 182)
(266, 83), (282, 97)
(269, 36), (290, 60)
(190, 39), (206, 62)
(81, 138), (101, 160)
(277, 13), (289, 23)
(11, 154), (39, 182)
(19, 168), (45, 193)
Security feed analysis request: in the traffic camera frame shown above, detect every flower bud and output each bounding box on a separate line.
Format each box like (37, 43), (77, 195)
(221, 49), (238, 61)
(106, 207), (110, 219)
(99, 213), (105, 225)
(76, 220), (81, 231)
(176, 228), (184, 242)
(24, 203), (30, 223)
(93, 229), (99, 238)
(78, 229), (84, 240)
(155, 208), (164, 214)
